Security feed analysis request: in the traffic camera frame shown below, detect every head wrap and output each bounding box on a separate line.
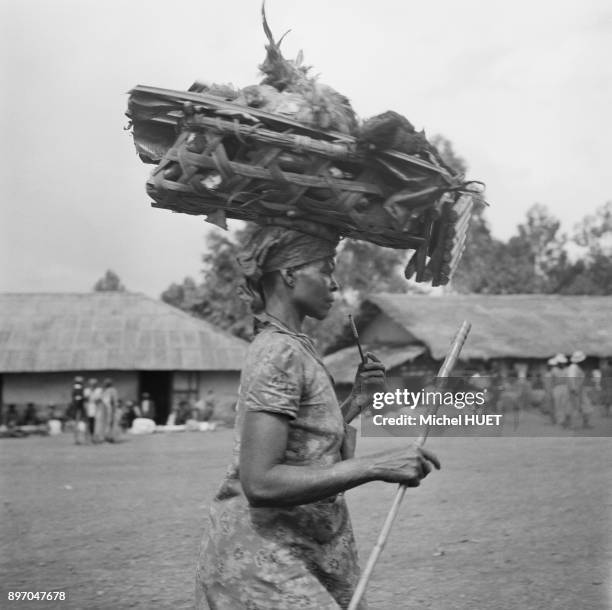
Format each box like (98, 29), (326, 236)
(237, 223), (339, 312)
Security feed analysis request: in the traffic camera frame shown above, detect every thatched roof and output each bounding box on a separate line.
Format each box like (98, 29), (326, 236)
(0, 293), (248, 372)
(324, 344), (426, 384)
(364, 293), (612, 361)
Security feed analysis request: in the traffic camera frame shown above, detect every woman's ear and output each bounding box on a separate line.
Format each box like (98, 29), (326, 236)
(279, 268), (295, 288)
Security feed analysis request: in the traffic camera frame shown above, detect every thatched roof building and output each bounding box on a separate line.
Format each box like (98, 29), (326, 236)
(0, 293), (248, 421)
(324, 293), (612, 384)
(0, 292), (246, 372)
(364, 293), (612, 360)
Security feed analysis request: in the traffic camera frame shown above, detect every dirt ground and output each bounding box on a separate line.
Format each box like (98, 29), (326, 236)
(1, 410), (611, 610)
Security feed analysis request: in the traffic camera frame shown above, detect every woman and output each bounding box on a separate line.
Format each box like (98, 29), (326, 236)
(550, 354), (571, 428)
(567, 350), (592, 429)
(84, 378), (102, 443)
(101, 378), (119, 442)
(71, 376), (88, 444)
(91, 379), (106, 443)
(196, 225), (440, 610)
(543, 358), (556, 423)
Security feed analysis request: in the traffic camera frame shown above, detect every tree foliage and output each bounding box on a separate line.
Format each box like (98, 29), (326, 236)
(453, 201), (612, 295)
(560, 201), (612, 294)
(430, 134), (468, 176)
(162, 227), (254, 340)
(453, 204), (564, 294)
(334, 240), (410, 297)
(93, 270), (125, 292)
(574, 201), (612, 254)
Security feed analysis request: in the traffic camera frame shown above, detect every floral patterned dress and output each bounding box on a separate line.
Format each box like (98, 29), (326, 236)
(196, 319), (364, 610)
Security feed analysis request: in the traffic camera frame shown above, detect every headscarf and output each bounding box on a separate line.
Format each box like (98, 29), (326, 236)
(237, 223), (339, 312)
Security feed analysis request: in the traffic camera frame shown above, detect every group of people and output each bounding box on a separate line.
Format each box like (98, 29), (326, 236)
(465, 351), (611, 431)
(71, 377), (121, 444)
(1, 402), (60, 428)
(544, 350), (609, 429)
(71, 377), (162, 444)
(0, 403), (63, 438)
(71, 376), (163, 444)
(166, 390), (216, 426)
(70, 378), (224, 442)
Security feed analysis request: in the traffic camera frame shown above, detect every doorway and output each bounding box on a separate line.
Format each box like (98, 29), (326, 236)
(138, 371), (172, 424)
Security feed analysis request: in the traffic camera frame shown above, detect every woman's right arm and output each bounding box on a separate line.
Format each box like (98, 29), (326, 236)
(239, 410), (439, 508)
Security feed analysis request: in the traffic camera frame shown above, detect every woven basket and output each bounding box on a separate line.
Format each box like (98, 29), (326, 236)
(127, 85), (478, 285)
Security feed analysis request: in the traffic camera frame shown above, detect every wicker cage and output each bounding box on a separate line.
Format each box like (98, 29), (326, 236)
(127, 85), (479, 286)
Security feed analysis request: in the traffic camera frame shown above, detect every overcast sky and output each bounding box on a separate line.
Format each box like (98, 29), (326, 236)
(1, 0), (610, 298)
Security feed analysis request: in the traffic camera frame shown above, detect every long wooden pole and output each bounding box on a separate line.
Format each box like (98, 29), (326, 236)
(348, 320), (472, 610)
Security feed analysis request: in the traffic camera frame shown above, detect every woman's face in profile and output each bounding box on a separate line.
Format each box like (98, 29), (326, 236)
(292, 257), (339, 320)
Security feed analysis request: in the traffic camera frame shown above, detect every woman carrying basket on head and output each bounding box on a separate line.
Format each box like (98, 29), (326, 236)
(196, 224), (440, 610)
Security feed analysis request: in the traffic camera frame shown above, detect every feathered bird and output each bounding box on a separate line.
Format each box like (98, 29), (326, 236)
(358, 110), (433, 155)
(188, 81), (239, 100)
(250, 2), (358, 134)
(259, 7), (309, 92)
(358, 110), (459, 172)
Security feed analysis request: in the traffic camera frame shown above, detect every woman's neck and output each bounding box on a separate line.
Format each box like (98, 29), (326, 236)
(263, 297), (303, 334)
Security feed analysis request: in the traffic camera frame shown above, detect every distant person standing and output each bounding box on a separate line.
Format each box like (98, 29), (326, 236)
(567, 351), (592, 428)
(114, 399), (125, 437)
(139, 392), (156, 422)
(102, 378), (119, 442)
(550, 354), (571, 428)
(600, 359), (612, 418)
(514, 365), (531, 430)
(543, 358), (556, 423)
(85, 378), (103, 443)
(202, 389), (216, 422)
(72, 376), (87, 444)
(92, 380), (106, 442)
(84, 379), (96, 442)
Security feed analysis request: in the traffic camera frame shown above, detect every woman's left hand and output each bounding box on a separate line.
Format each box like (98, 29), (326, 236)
(343, 352), (386, 422)
(353, 352), (386, 395)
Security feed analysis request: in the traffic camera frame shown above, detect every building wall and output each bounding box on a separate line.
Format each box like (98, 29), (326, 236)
(197, 371), (241, 422)
(2, 371), (138, 407)
(172, 371), (200, 407)
(197, 371), (240, 401)
(1, 370), (243, 405)
(360, 313), (414, 346)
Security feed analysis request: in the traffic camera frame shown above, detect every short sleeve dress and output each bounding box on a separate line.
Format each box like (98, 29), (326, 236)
(196, 319), (364, 610)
